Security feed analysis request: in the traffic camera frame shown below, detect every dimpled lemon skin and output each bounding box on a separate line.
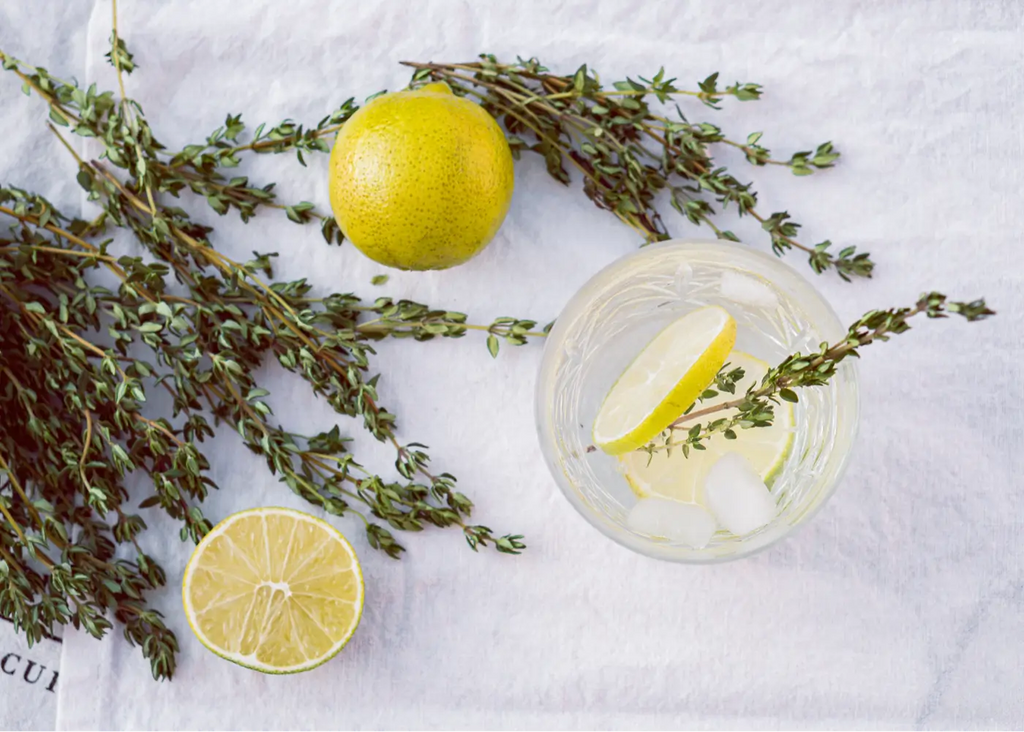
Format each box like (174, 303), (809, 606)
(328, 83), (515, 270)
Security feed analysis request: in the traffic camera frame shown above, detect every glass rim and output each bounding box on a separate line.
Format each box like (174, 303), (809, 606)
(535, 238), (860, 564)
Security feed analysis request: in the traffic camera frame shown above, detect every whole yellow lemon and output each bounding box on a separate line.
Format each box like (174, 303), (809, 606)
(328, 82), (515, 270)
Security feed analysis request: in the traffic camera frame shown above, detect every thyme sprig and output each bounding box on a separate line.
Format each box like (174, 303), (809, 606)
(637, 293), (994, 459)
(402, 57), (874, 280)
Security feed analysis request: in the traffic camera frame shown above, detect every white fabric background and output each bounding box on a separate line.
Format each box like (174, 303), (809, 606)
(0, 621), (61, 731)
(2, 0), (1023, 729)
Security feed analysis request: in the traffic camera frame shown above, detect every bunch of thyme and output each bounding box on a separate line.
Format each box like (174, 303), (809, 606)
(0, 20), (540, 679)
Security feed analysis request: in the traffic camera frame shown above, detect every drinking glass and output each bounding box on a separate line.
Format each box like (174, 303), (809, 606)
(535, 240), (859, 562)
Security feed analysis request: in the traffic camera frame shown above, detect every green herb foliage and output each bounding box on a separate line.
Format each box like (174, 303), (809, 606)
(0, 24), (537, 680)
(403, 57), (874, 280)
(638, 293), (994, 459)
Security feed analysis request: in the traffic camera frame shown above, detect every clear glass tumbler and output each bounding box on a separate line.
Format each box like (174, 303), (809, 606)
(535, 240), (859, 562)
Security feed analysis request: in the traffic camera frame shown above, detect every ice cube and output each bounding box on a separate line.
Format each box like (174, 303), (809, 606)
(673, 262), (694, 297)
(702, 452), (777, 535)
(627, 497), (717, 548)
(719, 271), (778, 310)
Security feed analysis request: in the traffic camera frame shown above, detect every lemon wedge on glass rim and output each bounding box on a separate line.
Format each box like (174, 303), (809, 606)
(619, 351), (795, 503)
(182, 506), (364, 674)
(592, 306), (737, 455)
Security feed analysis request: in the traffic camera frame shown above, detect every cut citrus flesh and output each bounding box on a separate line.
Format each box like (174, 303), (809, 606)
(593, 306), (736, 455)
(620, 351), (795, 503)
(182, 507), (364, 674)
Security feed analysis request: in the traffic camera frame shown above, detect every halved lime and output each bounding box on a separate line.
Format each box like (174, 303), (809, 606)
(593, 306), (736, 455)
(182, 507), (364, 674)
(619, 351), (794, 503)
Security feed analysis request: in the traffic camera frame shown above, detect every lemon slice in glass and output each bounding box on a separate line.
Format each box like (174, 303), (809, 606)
(592, 306), (736, 455)
(619, 351), (795, 502)
(182, 507), (364, 674)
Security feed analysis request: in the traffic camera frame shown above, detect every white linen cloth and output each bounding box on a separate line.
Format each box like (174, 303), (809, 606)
(5, 0), (1024, 728)
(0, 621), (61, 731)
